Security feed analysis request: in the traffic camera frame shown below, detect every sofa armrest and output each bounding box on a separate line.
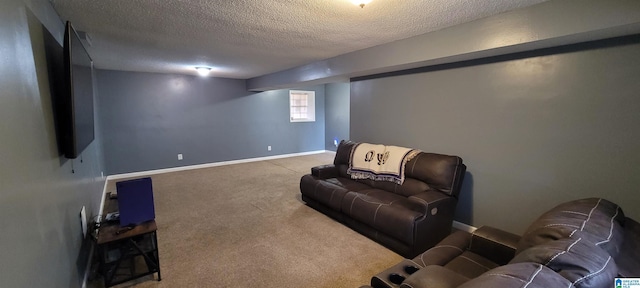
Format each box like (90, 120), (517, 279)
(408, 190), (454, 215)
(469, 226), (521, 265)
(311, 164), (338, 179)
(406, 190), (459, 256)
(399, 265), (469, 288)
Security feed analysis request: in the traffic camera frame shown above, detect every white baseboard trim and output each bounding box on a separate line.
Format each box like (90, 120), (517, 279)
(106, 150), (331, 181)
(453, 221), (477, 233)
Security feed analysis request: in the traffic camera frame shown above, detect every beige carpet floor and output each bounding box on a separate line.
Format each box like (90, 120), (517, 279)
(90, 153), (403, 288)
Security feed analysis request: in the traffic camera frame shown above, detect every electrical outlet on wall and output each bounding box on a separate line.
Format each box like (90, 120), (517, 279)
(267, 146), (271, 151)
(178, 154), (183, 160)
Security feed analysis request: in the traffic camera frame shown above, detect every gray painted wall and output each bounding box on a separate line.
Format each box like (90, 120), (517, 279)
(324, 82), (350, 151)
(350, 38), (640, 234)
(97, 69), (325, 175)
(0, 1), (105, 287)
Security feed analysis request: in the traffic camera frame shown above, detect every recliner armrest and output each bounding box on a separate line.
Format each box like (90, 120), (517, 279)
(469, 226), (521, 265)
(311, 164), (338, 179)
(413, 230), (471, 267)
(400, 265), (469, 288)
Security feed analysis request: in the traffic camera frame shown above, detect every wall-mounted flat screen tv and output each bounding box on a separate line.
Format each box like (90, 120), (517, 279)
(61, 21), (94, 159)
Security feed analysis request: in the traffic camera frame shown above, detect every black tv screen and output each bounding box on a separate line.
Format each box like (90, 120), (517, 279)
(62, 21), (94, 159)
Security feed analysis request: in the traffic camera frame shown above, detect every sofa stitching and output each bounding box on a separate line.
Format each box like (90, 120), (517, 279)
(522, 264), (544, 288)
(418, 253), (426, 267)
(545, 238), (581, 266)
(426, 196), (448, 205)
(349, 191), (390, 216)
(419, 245), (463, 266)
(349, 194), (357, 215)
(484, 273), (527, 284)
(596, 206), (619, 246)
(580, 198), (601, 231)
(373, 204), (383, 225)
(569, 229), (579, 237)
(572, 256), (612, 286)
(459, 255), (492, 271)
(543, 223), (581, 229)
(352, 194), (392, 206)
(559, 210), (589, 216)
(409, 196), (448, 222)
(423, 245), (464, 253)
(410, 196), (428, 206)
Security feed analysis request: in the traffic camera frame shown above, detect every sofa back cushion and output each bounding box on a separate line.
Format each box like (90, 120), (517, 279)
(510, 238), (617, 288)
(333, 140), (465, 197)
(516, 198), (625, 257)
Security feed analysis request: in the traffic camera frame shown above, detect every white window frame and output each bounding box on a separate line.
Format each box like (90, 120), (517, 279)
(289, 90), (315, 122)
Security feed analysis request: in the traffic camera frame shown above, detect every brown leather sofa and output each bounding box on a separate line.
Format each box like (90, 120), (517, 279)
(299, 140), (466, 258)
(366, 198), (640, 288)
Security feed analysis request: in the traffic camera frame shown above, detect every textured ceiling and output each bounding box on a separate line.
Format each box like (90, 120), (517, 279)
(51, 0), (548, 79)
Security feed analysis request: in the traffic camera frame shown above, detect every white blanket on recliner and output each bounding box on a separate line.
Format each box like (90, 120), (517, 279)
(347, 143), (419, 185)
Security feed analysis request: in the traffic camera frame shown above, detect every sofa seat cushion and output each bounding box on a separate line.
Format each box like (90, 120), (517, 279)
(341, 189), (424, 245)
(300, 175), (358, 211)
(323, 177), (373, 192)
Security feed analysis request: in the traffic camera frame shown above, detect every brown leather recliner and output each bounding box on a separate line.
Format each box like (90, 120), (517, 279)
(368, 198), (640, 288)
(300, 140), (466, 258)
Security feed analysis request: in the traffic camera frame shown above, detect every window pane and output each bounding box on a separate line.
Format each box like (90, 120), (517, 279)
(290, 90), (315, 122)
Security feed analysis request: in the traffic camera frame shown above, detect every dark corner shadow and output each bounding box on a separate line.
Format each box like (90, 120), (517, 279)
(454, 171), (473, 225)
(27, 9), (68, 166)
(75, 236), (93, 287)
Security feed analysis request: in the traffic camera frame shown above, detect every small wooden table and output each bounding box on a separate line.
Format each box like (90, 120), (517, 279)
(96, 194), (161, 287)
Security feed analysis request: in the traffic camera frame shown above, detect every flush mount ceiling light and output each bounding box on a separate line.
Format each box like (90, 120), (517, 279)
(351, 0), (372, 8)
(195, 67), (211, 77)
